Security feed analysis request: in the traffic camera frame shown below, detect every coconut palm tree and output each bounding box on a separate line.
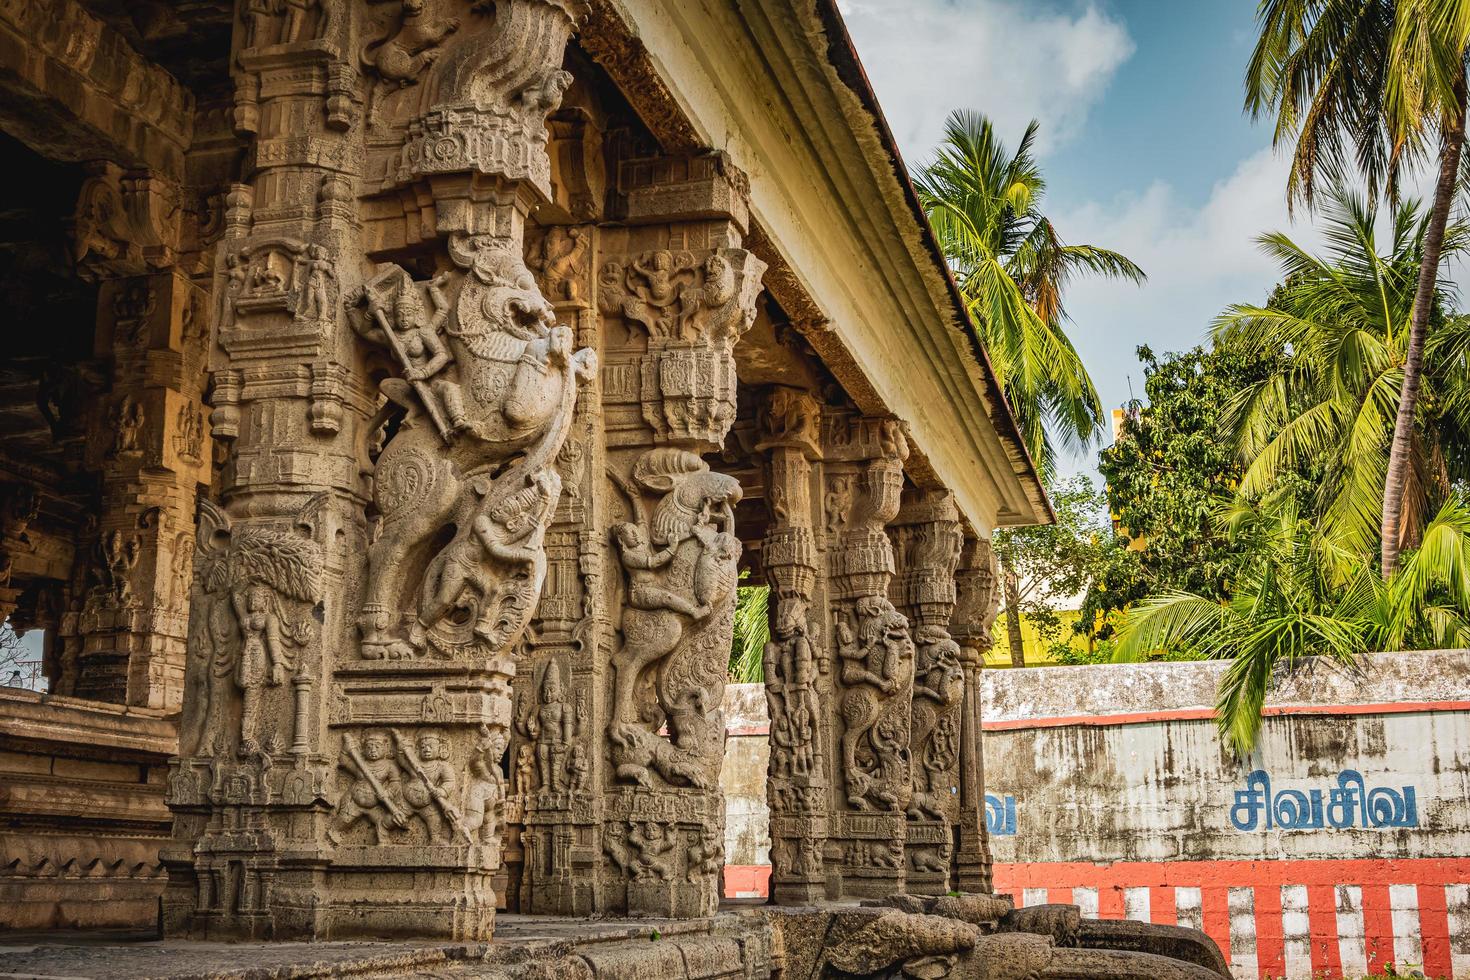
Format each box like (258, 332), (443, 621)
(1213, 187), (1470, 567)
(729, 582), (769, 683)
(917, 110), (1144, 668)
(1114, 492), (1470, 756)
(915, 109), (1145, 476)
(1245, 0), (1470, 576)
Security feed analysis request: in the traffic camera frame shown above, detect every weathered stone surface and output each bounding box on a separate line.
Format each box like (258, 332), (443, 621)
(0, 2), (1229, 974)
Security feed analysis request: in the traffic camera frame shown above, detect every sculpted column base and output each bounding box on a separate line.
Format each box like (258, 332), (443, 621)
(601, 788), (724, 918)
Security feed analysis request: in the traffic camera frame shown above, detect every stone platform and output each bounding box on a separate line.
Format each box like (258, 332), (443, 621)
(0, 900), (1232, 980)
(0, 915), (763, 980)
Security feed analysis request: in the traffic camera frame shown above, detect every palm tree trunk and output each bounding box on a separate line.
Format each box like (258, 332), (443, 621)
(1002, 563), (1026, 667)
(1382, 73), (1468, 578)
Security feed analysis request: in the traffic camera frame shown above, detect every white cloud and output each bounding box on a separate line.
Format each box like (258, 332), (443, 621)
(839, 0), (1135, 162)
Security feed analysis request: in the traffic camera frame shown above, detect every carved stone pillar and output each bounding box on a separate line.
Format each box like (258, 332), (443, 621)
(950, 533), (1000, 892)
(757, 386), (828, 905)
(164, 0), (594, 941)
(822, 414), (913, 899)
(61, 164), (210, 710)
(889, 490), (963, 895)
(507, 220), (605, 916)
(595, 153), (764, 916)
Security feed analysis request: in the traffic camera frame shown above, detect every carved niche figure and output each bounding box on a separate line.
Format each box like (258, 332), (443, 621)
(518, 660), (580, 795)
(243, 0), (279, 49)
(185, 499), (321, 759)
(328, 731), (408, 845)
(685, 826), (722, 882)
(97, 529), (140, 607)
(463, 725), (507, 845)
(174, 403), (204, 462)
(837, 596), (914, 812)
(112, 396), (145, 456)
(279, 0), (335, 43)
(606, 449), (742, 790)
(600, 249), (744, 343)
(908, 624), (964, 821)
(765, 599), (821, 779)
(528, 226), (589, 302)
(295, 244), (336, 322)
(610, 820), (675, 881)
(114, 282), (155, 347)
(825, 474), (854, 539)
(360, 0), (460, 119)
(349, 236), (596, 662)
(394, 729), (463, 843)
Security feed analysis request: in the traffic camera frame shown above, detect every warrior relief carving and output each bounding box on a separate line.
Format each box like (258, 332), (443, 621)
(606, 449), (741, 791)
(328, 726), (496, 847)
(349, 235), (596, 662)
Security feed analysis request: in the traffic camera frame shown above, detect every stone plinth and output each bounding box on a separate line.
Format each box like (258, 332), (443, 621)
(0, 687), (175, 932)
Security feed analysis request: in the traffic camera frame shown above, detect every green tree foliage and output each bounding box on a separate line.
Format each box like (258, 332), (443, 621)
(1245, 0), (1470, 574)
(728, 582), (769, 683)
(994, 476), (1118, 664)
(1213, 189), (1470, 568)
(1084, 343), (1288, 633)
(915, 110), (1144, 475)
(1116, 492), (1470, 756)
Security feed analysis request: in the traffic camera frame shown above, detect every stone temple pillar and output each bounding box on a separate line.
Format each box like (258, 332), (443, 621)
(164, 0), (594, 940)
(595, 153), (765, 916)
(889, 490), (963, 895)
(821, 414), (913, 899)
(950, 532), (1000, 892)
(508, 217), (607, 916)
(63, 166), (210, 710)
(757, 385), (828, 905)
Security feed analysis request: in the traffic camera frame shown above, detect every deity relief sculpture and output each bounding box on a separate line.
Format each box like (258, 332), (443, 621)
(183, 498), (321, 759)
(837, 596), (914, 812)
(112, 396), (145, 456)
(349, 236), (596, 662)
(517, 659), (583, 796)
(764, 599), (821, 780)
(598, 247), (765, 445)
(91, 529), (141, 609)
(529, 226), (589, 302)
(606, 449), (742, 790)
(909, 624), (964, 822)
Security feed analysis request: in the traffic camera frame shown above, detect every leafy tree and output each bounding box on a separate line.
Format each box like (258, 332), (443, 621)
(1085, 342), (1288, 631)
(1214, 188), (1470, 569)
(993, 476), (1116, 666)
(1246, 0), (1470, 575)
(1115, 492), (1470, 756)
(915, 109), (1144, 475)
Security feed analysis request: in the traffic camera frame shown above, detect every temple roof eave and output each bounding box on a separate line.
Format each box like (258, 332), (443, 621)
(581, 0), (1052, 532)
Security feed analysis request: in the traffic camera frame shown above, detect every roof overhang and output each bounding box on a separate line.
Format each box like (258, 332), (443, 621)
(583, 0), (1051, 531)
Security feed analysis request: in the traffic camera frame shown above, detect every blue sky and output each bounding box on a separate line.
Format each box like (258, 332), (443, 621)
(840, 0), (1327, 478)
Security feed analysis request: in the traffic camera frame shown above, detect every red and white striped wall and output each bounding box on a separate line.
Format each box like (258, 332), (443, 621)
(994, 858), (1470, 979)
